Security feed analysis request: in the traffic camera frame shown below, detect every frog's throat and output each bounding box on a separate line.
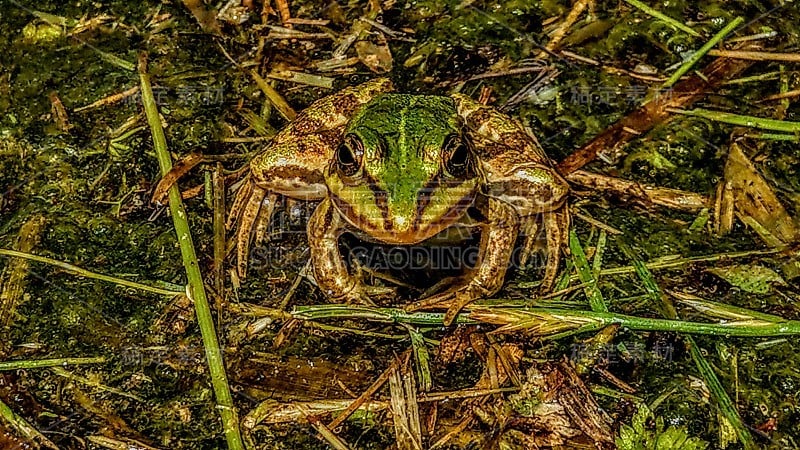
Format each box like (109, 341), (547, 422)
(329, 191), (477, 245)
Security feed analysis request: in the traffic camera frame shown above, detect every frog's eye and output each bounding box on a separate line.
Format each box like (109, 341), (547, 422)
(336, 134), (364, 177)
(443, 134), (473, 178)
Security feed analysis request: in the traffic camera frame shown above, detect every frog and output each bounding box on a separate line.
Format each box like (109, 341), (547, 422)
(228, 78), (570, 325)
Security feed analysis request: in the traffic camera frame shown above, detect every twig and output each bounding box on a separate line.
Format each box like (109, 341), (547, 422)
(327, 355), (401, 430)
(573, 210), (623, 235)
(559, 50), (666, 82)
(74, 86), (140, 112)
(274, 0), (292, 25)
(557, 42), (758, 174)
(759, 88), (800, 103)
(266, 69), (335, 88)
(536, 0), (592, 58)
(301, 404), (353, 450)
(707, 49), (800, 62)
(0, 216), (46, 334)
(567, 170), (710, 212)
(151, 152), (204, 205)
(51, 367), (144, 402)
(213, 163), (226, 308)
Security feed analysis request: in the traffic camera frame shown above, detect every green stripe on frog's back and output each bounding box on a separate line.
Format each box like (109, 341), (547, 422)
(329, 94), (479, 243)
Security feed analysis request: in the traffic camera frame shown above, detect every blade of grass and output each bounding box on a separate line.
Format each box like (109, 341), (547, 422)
(688, 340), (756, 449)
(249, 69), (297, 121)
(295, 304), (800, 337)
(616, 238), (756, 450)
(592, 230), (607, 280)
(671, 292), (786, 322)
(476, 306), (800, 337)
(663, 17), (744, 88)
(746, 132), (799, 141)
(0, 397), (58, 449)
(592, 248), (784, 278)
(623, 0), (700, 37)
(0, 248), (182, 297)
(570, 230), (608, 312)
(0, 357), (105, 371)
(293, 304), (477, 325)
(406, 325), (433, 392)
(615, 239), (677, 318)
(139, 53), (244, 450)
(668, 107), (800, 132)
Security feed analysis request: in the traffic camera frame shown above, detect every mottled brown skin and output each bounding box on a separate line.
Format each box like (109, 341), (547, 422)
(228, 78), (569, 324)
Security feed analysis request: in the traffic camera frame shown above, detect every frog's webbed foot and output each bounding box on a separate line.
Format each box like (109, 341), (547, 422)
(512, 204), (571, 291)
(320, 262), (400, 305)
(408, 197), (519, 326)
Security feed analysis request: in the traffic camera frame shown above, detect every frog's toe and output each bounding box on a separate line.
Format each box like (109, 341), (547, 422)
(363, 284), (399, 301)
(419, 275), (467, 298)
(540, 207), (570, 290)
(251, 193), (279, 248)
(339, 286), (378, 306)
(515, 215), (542, 268)
(407, 282), (488, 326)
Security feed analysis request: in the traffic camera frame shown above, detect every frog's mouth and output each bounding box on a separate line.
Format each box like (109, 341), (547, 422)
(330, 190), (478, 245)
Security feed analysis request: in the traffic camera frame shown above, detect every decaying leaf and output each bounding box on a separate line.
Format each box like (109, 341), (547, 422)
(708, 264), (786, 294)
(722, 142), (800, 245)
(356, 39), (393, 73)
(488, 361), (614, 448)
(388, 357), (423, 450)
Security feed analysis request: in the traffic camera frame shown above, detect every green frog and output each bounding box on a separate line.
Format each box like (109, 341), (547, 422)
(228, 78), (569, 324)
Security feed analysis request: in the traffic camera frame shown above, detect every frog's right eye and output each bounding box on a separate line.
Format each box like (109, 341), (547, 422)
(336, 134), (364, 177)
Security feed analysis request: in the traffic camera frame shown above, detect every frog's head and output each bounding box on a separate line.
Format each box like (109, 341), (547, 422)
(325, 94), (481, 244)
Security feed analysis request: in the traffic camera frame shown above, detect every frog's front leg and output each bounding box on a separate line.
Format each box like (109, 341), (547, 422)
(228, 78), (394, 278)
(407, 196), (519, 325)
(452, 93), (570, 289)
(307, 198), (374, 304)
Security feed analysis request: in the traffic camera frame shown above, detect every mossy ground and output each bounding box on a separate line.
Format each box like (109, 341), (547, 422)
(1, 0), (799, 448)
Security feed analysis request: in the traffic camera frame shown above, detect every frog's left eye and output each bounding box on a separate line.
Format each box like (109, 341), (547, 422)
(442, 134), (473, 178)
(336, 134), (364, 177)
